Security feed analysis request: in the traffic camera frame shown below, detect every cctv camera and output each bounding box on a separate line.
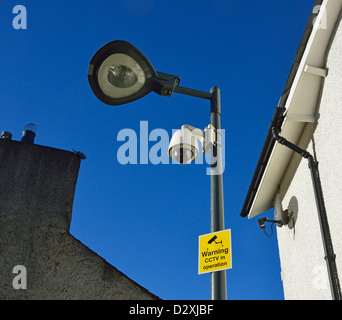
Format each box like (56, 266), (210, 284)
(168, 126), (200, 164)
(168, 124), (217, 164)
(258, 217), (267, 230)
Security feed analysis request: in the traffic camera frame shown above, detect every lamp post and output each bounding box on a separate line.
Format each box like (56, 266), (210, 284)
(88, 40), (227, 300)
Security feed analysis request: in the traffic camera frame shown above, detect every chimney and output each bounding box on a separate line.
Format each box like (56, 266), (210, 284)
(21, 123), (36, 144)
(0, 138), (81, 231)
(1, 131), (12, 140)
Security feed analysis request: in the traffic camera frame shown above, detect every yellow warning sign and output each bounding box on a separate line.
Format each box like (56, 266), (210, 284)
(198, 229), (232, 275)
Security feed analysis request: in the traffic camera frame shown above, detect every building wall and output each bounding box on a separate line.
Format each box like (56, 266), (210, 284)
(277, 16), (342, 300)
(0, 139), (159, 300)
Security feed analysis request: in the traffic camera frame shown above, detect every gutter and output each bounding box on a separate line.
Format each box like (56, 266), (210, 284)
(240, 0), (325, 218)
(240, 106), (285, 217)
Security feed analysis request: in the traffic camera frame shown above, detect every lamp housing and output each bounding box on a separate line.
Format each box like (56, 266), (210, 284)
(88, 40), (181, 106)
(88, 40), (158, 106)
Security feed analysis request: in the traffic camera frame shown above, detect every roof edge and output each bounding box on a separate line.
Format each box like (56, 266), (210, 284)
(240, 0), (324, 218)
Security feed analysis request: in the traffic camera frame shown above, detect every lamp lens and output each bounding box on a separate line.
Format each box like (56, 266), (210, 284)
(107, 65), (138, 88)
(173, 148), (193, 164)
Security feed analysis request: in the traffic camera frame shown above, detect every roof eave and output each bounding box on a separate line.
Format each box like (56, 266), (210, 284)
(240, 0), (342, 219)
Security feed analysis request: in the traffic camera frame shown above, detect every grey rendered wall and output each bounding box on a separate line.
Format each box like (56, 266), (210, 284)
(0, 139), (158, 300)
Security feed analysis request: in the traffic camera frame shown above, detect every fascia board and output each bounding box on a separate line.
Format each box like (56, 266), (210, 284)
(248, 0), (342, 219)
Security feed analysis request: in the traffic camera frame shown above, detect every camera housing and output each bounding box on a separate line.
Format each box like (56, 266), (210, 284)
(168, 124), (216, 164)
(168, 126), (200, 164)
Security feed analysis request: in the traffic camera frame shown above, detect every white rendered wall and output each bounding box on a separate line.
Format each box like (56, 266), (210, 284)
(278, 17), (342, 300)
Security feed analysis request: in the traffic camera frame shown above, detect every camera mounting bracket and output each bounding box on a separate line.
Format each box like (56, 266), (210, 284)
(181, 124), (216, 154)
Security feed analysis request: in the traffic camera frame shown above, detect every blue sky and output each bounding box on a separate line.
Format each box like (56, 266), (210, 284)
(1, 0), (317, 300)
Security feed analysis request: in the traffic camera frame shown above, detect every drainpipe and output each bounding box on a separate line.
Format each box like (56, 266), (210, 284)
(272, 127), (341, 300)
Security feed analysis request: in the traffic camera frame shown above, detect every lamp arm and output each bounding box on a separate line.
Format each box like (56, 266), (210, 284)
(152, 71), (213, 100)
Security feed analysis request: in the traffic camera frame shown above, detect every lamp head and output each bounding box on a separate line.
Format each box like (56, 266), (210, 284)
(88, 40), (157, 106)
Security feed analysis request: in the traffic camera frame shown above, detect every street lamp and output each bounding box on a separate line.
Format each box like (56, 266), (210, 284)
(88, 40), (181, 105)
(88, 40), (227, 300)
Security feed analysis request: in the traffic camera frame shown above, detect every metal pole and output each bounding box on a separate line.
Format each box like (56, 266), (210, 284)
(173, 85), (227, 299)
(210, 86), (227, 300)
